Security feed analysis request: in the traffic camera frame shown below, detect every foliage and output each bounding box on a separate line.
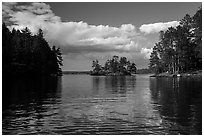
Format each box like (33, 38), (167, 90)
(149, 7), (202, 74)
(136, 68), (154, 74)
(91, 55), (137, 75)
(2, 24), (63, 76)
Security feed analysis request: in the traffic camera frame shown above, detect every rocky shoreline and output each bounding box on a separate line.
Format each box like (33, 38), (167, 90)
(150, 70), (202, 78)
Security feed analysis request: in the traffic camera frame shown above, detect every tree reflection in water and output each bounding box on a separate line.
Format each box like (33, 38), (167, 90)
(3, 76), (62, 110)
(149, 77), (202, 134)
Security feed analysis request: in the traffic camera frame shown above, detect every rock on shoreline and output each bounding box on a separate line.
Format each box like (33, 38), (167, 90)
(150, 70), (202, 78)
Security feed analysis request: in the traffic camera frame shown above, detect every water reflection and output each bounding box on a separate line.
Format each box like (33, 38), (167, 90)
(105, 76), (127, 93)
(92, 76), (104, 95)
(3, 76), (62, 108)
(149, 77), (202, 134)
(3, 76), (62, 134)
(92, 76), (136, 95)
(104, 76), (136, 94)
(2, 75), (202, 135)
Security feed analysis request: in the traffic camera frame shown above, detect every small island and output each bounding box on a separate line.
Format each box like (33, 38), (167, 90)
(90, 55), (137, 76)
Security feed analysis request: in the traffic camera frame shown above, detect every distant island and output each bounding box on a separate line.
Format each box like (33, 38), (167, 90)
(63, 68), (154, 75)
(63, 71), (90, 75)
(90, 55), (136, 76)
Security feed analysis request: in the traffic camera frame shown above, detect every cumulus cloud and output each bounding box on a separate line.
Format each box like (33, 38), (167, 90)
(3, 2), (140, 54)
(139, 21), (179, 34)
(2, 2), (158, 69)
(16, 2), (53, 15)
(2, 2), (17, 23)
(2, 2), (17, 15)
(45, 22), (138, 53)
(140, 48), (152, 59)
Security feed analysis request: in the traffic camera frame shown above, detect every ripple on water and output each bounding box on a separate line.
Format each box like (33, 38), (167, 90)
(2, 75), (202, 135)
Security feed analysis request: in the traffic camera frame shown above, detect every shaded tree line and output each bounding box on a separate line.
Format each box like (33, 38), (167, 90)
(2, 23), (63, 76)
(149, 7), (202, 74)
(91, 55), (137, 75)
(136, 68), (154, 74)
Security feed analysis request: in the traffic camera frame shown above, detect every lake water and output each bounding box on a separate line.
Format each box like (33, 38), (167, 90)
(2, 74), (202, 135)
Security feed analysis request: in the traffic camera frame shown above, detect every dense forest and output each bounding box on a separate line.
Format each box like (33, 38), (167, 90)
(2, 23), (63, 76)
(149, 7), (202, 74)
(91, 55), (137, 75)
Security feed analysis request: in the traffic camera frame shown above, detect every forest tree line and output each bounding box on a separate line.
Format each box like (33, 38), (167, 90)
(2, 23), (63, 76)
(149, 7), (202, 74)
(91, 55), (137, 75)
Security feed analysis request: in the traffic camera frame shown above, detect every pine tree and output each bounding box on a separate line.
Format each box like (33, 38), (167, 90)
(2, 24), (63, 76)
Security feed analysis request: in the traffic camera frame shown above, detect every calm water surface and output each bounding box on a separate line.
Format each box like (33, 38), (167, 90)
(2, 74), (202, 135)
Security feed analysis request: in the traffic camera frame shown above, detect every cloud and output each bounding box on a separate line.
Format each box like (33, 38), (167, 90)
(140, 48), (152, 59)
(2, 2), (157, 69)
(3, 2), (140, 54)
(2, 2), (17, 14)
(16, 2), (53, 15)
(44, 22), (139, 53)
(2, 2), (17, 23)
(139, 21), (179, 34)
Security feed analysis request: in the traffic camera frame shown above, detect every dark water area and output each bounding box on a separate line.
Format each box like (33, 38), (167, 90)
(2, 74), (202, 135)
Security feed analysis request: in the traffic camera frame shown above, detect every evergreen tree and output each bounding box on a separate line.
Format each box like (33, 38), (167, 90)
(91, 55), (136, 75)
(149, 7), (202, 74)
(2, 24), (63, 76)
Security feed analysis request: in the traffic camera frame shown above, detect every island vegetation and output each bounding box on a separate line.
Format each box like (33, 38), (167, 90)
(63, 71), (90, 75)
(2, 23), (63, 77)
(91, 55), (137, 76)
(136, 68), (154, 74)
(149, 7), (202, 77)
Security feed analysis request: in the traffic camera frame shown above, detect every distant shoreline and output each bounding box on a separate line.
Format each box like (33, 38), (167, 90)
(62, 71), (90, 75)
(62, 71), (153, 75)
(150, 70), (202, 78)
(62, 70), (202, 78)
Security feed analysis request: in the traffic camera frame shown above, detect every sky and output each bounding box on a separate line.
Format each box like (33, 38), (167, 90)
(2, 2), (201, 71)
